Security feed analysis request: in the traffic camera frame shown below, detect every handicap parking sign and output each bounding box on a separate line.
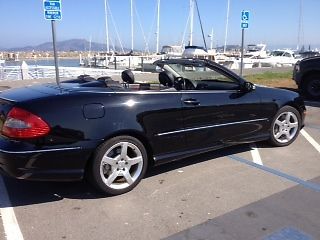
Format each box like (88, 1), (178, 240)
(241, 11), (249, 22)
(241, 10), (250, 29)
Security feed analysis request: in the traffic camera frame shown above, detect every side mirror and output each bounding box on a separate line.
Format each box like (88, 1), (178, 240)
(242, 82), (255, 92)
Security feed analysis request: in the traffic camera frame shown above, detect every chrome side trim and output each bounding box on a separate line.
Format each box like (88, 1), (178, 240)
(0, 96), (15, 102)
(156, 118), (269, 136)
(0, 147), (82, 154)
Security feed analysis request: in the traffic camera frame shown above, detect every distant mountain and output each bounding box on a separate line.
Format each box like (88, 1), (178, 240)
(3, 39), (129, 52)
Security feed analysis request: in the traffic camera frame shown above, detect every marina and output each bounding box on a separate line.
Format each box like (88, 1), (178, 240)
(0, 1), (320, 240)
(1, 0), (319, 81)
(0, 48), (317, 81)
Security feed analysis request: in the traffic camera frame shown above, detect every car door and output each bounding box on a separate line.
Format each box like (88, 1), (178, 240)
(133, 91), (187, 162)
(180, 63), (267, 151)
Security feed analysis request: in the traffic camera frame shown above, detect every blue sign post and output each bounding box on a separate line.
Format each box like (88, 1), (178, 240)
(43, 0), (62, 88)
(240, 10), (250, 76)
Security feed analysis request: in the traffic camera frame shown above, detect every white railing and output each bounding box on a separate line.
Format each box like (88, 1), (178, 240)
(0, 65), (126, 81)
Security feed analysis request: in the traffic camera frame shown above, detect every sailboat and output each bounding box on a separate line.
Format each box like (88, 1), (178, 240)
(180, 0), (215, 60)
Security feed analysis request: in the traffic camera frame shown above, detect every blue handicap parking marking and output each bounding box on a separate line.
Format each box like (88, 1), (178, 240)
(263, 227), (314, 240)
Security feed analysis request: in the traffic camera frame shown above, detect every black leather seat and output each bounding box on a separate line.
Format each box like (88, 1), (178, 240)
(158, 71), (174, 87)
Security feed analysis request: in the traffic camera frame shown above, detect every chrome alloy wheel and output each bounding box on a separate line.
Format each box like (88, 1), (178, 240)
(272, 111), (299, 144)
(99, 141), (143, 190)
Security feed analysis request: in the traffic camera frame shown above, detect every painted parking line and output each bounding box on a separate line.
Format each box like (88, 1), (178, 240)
(0, 176), (24, 240)
(300, 129), (320, 154)
(228, 155), (320, 193)
(249, 143), (263, 165)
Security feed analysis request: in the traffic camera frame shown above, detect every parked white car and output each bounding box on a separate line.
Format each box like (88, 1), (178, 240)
(253, 50), (301, 67)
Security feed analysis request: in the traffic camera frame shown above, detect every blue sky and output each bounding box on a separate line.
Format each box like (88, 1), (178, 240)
(0, 0), (319, 51)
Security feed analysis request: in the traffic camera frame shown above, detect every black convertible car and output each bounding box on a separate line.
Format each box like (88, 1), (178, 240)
(0, 59), (305, 195)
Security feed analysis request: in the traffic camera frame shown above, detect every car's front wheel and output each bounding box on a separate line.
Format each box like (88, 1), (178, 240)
(269, 106), (301, 147)
(89, 135), (148, 195)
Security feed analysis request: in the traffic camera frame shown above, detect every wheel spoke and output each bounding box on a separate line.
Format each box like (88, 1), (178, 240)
(106, 169), (119, 186)
(285, 112), (292, 123)
(120, 142), (128, 158)
(275, 131), (283, 139)
(275, 119), (283, 127)
(285, 131), (291, 140)
(289, 122), (298, 129)
(123, 170), (134, 185)
(128, 156), (143, 167)
(102, 156), (118, 166)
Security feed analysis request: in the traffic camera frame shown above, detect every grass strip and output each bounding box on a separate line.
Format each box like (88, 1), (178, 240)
(244, 71), (296, 88)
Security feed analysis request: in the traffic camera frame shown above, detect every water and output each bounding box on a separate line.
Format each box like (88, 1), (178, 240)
(4, 58), (80, 67)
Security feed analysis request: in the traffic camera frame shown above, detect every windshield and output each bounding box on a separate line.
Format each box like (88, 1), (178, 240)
(247, 45), (263, 52)
(270, 51), (286, 56)
(166, 63), (235, 83)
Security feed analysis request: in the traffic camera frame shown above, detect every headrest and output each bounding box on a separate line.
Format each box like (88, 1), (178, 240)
(77, 74), (96, 82)
(121, 69), (135, 84)
(159, 71), (174, 87)
(97, 76), (112, 81)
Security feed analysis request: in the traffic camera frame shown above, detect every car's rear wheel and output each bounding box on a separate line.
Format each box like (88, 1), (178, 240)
(302, 75), (320, 100)
(89, 135), (148, 195)
(269, 106), (301, 147)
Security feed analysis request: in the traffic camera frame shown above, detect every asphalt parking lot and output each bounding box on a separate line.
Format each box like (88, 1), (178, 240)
(0, 101), (319, 240)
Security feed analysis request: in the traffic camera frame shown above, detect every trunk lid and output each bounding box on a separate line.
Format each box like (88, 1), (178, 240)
(0, 84), (64, 132)
(0, 84), (64, 103)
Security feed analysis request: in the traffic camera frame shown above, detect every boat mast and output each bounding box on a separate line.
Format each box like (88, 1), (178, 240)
(156, 0), (160, 53)
(131, 0), (134, 52)
(224, 0), (230, 53)
(209, 28), (213, 50)
(189, 0), (194, 46)
(104, 0), (110, 53)
(297, 0), (303, 50)
(194, 0), (207, 50)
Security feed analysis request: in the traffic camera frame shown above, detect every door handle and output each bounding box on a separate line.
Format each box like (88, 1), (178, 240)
(183, 98), (200, 106)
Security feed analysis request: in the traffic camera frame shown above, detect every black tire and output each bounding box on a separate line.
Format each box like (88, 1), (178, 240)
(302, 75), (320, 100)
(269, 106), (301, 147)
(89, 135), (148, 195)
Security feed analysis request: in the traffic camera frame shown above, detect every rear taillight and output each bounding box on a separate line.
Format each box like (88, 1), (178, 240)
(1, 107), (50, 139)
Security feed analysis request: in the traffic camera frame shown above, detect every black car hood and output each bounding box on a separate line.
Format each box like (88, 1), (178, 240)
(254, 84), (300, 103)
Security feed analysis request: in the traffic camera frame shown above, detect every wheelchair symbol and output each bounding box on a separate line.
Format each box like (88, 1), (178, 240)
(241, 11), (249, 21)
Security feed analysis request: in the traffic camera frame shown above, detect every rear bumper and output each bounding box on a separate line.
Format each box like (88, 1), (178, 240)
(0, 138), (94, 181)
